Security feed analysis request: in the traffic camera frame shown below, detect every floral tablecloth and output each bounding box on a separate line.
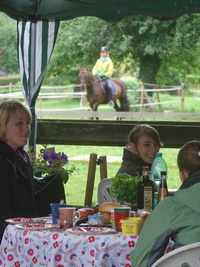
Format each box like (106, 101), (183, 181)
(0, 225), (174, 267)
(0, 225), (138, 267)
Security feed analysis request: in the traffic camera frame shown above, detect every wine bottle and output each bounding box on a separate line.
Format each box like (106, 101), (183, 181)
(158, 171), (168, 203)
(138, 166), (154, 211)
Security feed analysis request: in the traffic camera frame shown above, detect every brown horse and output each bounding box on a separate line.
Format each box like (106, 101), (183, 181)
(77, 67), (129, 114)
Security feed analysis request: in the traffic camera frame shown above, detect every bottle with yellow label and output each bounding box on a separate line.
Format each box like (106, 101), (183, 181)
(138, 166), (154, 211)
(158, 171), (168, 203)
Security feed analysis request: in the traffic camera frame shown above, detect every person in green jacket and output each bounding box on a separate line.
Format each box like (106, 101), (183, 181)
(92, 46), (114, 107)
(131, 140), (200, 267)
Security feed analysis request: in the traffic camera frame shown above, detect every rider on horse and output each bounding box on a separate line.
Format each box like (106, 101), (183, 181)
(92, 46), (114, 107)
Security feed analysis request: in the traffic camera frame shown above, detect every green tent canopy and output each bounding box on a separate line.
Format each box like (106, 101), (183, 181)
(0, 0), (200, 150)
(1, 0), (200, 21)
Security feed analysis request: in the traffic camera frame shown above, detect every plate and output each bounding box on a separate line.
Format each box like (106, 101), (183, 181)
(14, 223), (58, 230)
(5, 217), (48, 225)
(66, 227), (117, 235)
(79, 223), (112, 228)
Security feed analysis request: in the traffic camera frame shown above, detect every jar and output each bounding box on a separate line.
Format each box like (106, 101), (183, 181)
(88, 215), (105, 225)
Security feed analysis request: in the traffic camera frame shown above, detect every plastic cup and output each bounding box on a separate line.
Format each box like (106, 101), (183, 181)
(50, 203), (67, 224)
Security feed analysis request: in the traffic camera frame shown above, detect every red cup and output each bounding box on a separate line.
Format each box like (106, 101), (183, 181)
(114, 207), (131, 232)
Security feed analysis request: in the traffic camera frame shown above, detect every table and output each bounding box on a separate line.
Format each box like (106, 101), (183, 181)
(0, 224), (174, 267)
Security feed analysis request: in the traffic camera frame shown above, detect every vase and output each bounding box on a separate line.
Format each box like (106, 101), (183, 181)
(35, 173), (66, 217)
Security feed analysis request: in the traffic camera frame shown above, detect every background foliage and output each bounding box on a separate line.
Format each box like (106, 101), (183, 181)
(0, 12), (200, 89)
(45, 14), (200, 87)
(0, 13), (18, 74)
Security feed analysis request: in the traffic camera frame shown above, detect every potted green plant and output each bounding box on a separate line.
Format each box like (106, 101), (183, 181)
(110, 173), (141, 211)
(29, 147), (76, 184)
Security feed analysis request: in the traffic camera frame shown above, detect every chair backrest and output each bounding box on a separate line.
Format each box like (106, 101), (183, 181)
(152, 242), (200, 267)
(97, 178), (117, 205)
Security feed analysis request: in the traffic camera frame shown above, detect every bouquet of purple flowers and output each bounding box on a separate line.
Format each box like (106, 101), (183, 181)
(30, 149), (76, 184)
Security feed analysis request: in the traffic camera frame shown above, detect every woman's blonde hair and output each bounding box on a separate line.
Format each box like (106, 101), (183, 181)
(0, 100), (32, 140)
(128, 124), (163, 148)
(178, 140), (200, 177)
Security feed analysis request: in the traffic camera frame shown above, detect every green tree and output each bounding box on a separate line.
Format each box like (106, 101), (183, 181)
(46, 14), (200, 88)
(108, 14), (200, 90)
(0, 13), (18, 74)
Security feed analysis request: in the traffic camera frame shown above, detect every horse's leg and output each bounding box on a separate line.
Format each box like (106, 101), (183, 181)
(119, 96), (130, 112)
(93, 103), (99, 120)
(113, 101), (121, 111)
(89, 103), (99, 120)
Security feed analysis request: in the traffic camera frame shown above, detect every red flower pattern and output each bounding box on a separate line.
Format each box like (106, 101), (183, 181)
(55, 254), (62, 262)
(88, 236), (95, 243)
(32, 257), (38, 263)
(128, 240), (136, 247)
(24, 238), (29, 244)
(27, 249), (34, 256)
(52, 233), (59, 240)
(53, 241), (59, 248)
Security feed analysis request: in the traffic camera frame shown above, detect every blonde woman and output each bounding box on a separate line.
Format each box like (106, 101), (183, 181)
(0, 100), (37, 241)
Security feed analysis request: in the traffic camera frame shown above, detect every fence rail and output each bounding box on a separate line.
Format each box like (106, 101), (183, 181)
(0, 82), (185, 112)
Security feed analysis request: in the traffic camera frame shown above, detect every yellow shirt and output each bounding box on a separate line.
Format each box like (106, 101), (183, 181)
(92, 57), (113, 78)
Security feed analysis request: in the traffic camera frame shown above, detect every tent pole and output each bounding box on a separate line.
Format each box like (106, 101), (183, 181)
(30, 21), (36, 96)
(29, 21), (37, 152)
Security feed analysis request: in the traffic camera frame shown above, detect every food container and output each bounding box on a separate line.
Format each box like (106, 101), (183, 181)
(120, 217), (143, 235)
(88, 215), (105, 225)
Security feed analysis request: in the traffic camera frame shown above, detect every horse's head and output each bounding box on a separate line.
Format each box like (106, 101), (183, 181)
(78, 67), (91, 91)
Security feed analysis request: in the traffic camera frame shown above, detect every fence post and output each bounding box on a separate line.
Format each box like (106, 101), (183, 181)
(140, 83), (152, 111)
(139, 82), (145, 112)
(84, 153), (97, 206)
(181, 83), (185, 112)
(155, 84), (162, 111)
(9, 82), (12, 99)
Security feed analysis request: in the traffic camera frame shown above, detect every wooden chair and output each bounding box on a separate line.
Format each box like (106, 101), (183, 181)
(152, 242), (200, 267)
(84, 154), (108, 206)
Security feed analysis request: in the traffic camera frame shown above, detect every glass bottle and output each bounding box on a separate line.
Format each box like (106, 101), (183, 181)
(158, 171), (168, 203)
(138, 166), (154, 211)
(149, 170), (158, 208)
(151, 152), (167, 192)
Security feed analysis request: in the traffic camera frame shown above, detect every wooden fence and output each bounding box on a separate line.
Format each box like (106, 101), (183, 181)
(0, 82), (185, 113)
(37, 120), (200, 149)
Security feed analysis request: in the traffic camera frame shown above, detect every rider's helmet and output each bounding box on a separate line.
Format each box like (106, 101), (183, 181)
(100, 46), (108, 52)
